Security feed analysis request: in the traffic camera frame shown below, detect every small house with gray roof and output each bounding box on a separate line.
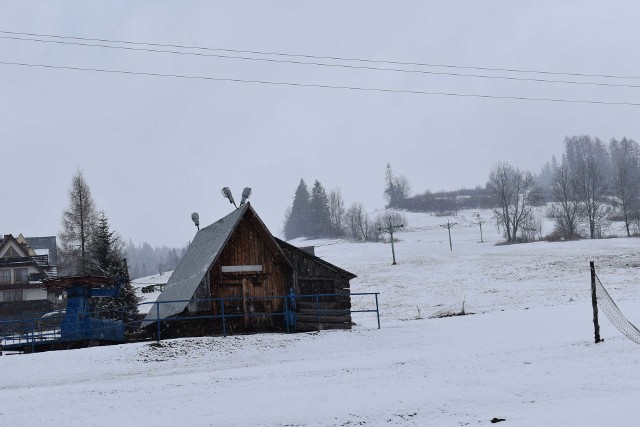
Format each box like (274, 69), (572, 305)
(142, 203), (356, 336)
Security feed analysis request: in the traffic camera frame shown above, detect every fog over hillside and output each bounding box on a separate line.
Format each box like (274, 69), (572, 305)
(4, 2), (640, 247)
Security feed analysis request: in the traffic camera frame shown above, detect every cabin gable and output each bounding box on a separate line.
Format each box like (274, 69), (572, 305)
(203, 212), (291, 331)
(143, 203), (356, 335)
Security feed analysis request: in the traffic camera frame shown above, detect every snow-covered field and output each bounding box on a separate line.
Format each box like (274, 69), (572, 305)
(3, 209), (640, 426)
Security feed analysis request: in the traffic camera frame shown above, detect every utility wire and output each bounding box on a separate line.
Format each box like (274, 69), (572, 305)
(1, 35), (638, 90)
(2, 60), (640, 106)
(2, 29), (640, 82)
(3, 34), (640, 90)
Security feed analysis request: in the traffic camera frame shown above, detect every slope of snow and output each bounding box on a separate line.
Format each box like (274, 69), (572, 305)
(2, 209), (640, 426)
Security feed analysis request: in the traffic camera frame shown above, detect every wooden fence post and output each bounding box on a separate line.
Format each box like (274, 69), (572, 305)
(590, 261), (602, 343)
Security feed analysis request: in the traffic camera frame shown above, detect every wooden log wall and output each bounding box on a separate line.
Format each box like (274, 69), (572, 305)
(208, 214), (291, 333)
(277, 242), (354, 332)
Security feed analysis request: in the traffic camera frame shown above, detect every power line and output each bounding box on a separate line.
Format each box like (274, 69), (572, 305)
(3, 34), (640, 90)
(2, 60), (640, 106)
(2, 29), (640, 82)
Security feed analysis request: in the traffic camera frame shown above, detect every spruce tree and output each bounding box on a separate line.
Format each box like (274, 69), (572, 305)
(309, 180), (332, 238)
(87, 211), (139, 324)
(284, 179), (311, 239)
(384, 163), (411, 208)
(328, 188), (345, 237)
(384, 163), (397, 208)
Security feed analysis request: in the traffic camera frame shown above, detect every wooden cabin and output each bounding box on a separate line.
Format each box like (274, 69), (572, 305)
(142, 203), (356, 337)
(276, 239), (355, 331)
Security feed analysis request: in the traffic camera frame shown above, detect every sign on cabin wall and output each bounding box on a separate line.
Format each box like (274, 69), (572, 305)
(221, 265), (263, 273)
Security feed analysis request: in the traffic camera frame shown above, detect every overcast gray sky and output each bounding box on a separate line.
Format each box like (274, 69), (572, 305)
(3, 1), (640, 247)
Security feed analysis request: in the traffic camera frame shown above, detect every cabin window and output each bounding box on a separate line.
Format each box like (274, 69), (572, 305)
(3, 290), (23, 302)
(14, 268), (29, 284)
(0, 269), (10, 285)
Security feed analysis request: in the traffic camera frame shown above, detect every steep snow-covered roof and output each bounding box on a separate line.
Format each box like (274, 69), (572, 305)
(141, 204), (250, 327)
(275, 238), (357, 280)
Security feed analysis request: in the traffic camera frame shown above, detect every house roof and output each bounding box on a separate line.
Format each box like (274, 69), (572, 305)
(0, 235), (58, 265)
(0, 234), (30, 259)
(141, 203), (290, 327)
(0, 234), (48, 278)
(275, 238), (357, 280)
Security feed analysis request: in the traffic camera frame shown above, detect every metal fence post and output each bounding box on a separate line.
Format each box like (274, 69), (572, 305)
(315, 294), (321, 331)
(211, 299), (217, 337)
(375, 293), (380, 329)
(283, 296), (289, 333)
(590, 261), (602, 343)
(31, 320), (35, 353)
(220, 299), (227, 338)
(155, 302), (161, 343)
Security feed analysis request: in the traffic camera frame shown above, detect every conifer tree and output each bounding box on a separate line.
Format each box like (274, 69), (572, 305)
(328, 188), (346, 237)
(309, 180), (332, 238)
(87, 211), (139, 324)
(384, 163), (397, 208)
(384, 164), (411, 208)
(284, 179), (311, 239)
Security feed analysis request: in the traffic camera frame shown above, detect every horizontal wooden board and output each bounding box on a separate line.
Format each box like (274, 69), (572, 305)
(297, 308), (351, 316)
(297, 301), (351, 310)
(296, 322), (351, 331)
(295, 314), (352, 323)
(221, 265), (263, 273)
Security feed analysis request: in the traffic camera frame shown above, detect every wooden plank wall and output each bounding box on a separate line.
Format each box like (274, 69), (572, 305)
(208, 215), (291, 333)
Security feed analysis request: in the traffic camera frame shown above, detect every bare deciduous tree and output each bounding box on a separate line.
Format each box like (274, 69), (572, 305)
(487, 162), (541, 243)
(372, 211), (407, 242)
(565, 136), (610, 239)
(58, 170), (98, 275)
(609, 138), (640, 237)
(345, 202), (380, 242)
(547, 155), (583, 239)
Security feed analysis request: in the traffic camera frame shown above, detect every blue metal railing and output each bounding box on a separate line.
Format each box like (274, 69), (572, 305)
(141, 292), (380, 342)
(0, 314), (65, 353)
(0, 306), (129, 352)
(1, 292), (381, 351)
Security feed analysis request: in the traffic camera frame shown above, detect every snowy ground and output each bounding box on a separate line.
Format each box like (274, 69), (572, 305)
(3, 209), (640, 426)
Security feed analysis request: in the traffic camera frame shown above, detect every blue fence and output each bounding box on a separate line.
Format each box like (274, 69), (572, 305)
(1, 292), (380, 352)
(0, 313), (65, 353)
(141, 292), (380, 342)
